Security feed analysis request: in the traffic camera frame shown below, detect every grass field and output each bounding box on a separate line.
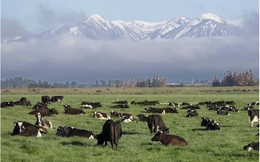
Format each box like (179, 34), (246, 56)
(1, 87), (259, 162)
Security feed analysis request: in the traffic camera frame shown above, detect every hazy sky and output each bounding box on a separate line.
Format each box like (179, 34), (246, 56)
(1, 0), (259, 83)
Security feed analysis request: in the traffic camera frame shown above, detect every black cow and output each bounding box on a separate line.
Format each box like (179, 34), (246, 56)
(51, 96), (64, 103)
(41, 95), (51, 104)
(243, 142), (259, 151)
(151, 131), (188, 146)
(147, 115), (169, 134)
(1, 101), (14, 108)
(248, 109), (259, 127)
(12, 121), (47, 137)
(137, 114), (148, 122)
(164, 107), (178, 113)
(63, 105), (86, 115)
(32, 102), (47, 109)
(56, 126), (96, 139)
(28, 108), (58, 116)
(112, 100), (128, 104)
(186, 109), (199, 117)
(13, 97), (32, 106)
(201, 116), (213, 126)
(217, 109), (229, 115)
(110, 104), (129, 108)
(97, 120), (122, 150)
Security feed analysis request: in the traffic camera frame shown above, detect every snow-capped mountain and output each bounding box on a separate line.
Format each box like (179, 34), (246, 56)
(4, 13), (243, 42)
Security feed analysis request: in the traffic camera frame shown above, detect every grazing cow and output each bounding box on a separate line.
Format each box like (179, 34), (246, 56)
(151, 131), (188, 147)
(1, 101), (14, 108)
(12, 121), (47, 137)
(81, 101), (102, 108)
(145, 107), (165, 114)
(41, 95), (51, 104)
(56, 126), (96, 139)
(96, 120), (122, 150)
(148, 115), (169, 134)
(93, 112), (110, 120)
(248, 109), (259, 127)
(63, 105), (86, 115)
(110, 111), (122, 118)
(121, 113), (135, 123)
(243, 142), (259, 151)
(13, 97), (32, 106)
(205, 120), (221, 130)
(28, 108), (58, 116)
(186, 109), (199, 117)
(113, 100), (128, 104)
(217, 109), (229, 115)
(110, 104), (130, 108)
(51, 96), (64, 103)
(35, 112), (52, 129)
(137, 114), (148, 122)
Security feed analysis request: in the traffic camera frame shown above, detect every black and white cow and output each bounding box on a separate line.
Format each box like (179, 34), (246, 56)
(121, 113), (135, 123)
(147, 114), (169, 134)
(96, 120), (122, 150)
(1, 101), (14, 108)
(248, 109), (259, 127)
(81, 101), (102, 108)
(145, 107), (165, 114)
(56, 126), (96, 139)
(93, 112), (110, 120)
(28, 108), (59, 116)
(35, 112), (52, 129)
(205, 120), (221, 130)
(12, 121), (47, 137)
(41, 95), (51, 104)
(243, 142), (259, 151)
(186, 109), (199, 117)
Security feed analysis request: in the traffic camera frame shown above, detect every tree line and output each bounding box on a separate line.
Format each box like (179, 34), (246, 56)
(212, 69), (258, 86)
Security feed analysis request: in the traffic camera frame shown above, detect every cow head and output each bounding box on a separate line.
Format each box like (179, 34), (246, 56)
(151, 131), (163, 141)
(96, 134), (105, 145)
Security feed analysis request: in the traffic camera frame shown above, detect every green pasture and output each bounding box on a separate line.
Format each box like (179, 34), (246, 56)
(1, 87), (259, 162)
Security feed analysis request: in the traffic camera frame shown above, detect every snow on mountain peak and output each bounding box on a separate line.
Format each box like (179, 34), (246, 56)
(200, 13), (224, 23)
(85, 14), (106, 23)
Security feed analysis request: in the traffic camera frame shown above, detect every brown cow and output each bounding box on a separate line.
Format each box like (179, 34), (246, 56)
(151, 131), (188, 147)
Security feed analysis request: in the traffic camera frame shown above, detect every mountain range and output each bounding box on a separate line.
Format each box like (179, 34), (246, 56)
(4, 13), (243, 42)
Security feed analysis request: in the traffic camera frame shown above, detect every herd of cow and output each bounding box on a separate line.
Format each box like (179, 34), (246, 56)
(1, 95), (259, 151)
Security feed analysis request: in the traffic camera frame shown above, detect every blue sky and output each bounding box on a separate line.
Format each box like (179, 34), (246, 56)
(2, 0), (259, 33)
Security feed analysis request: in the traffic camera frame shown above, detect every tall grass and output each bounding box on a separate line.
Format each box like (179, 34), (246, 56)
(1, 87), (259, 162)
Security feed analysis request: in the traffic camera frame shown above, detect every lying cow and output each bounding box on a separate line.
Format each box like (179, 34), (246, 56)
(1, 101), (14, 108)
(145, 107), (165, 114)
(28, 107), (58, 116)
(56, 126), (96, 139)
(81, 101), (102, 108)
(41, 95), (51, 104)
(186, 109), (199, 117)
(32, 102), (47, 109)
(137, 114), (148, 122)
(151, 131), (188, 147)
(35, 112), (52, 129)
(248, 109), (259, 127)
(64, 105), (86, 115)
(112, 100), (128, 104)
(205, 120), (221, 130)
(243, 142), (259, 151)
(148, 114), (169, 134)
(51, 96), (64, 104)
(110, 104), (129, 108)
(97, 120), (122, 150)
(12, 121), (47, 137)
(121, 113), (135, 123)
(110, 111), (122, 118)
(28, 108), (58, 116)
(93, 112), (110, 120)
(13, 97), (32, 106)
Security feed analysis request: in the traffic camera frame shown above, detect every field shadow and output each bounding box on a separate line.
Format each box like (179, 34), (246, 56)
(122, 131), (140, 135)
(60, 141), (89, 147)
(192, 128), (207, 131)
